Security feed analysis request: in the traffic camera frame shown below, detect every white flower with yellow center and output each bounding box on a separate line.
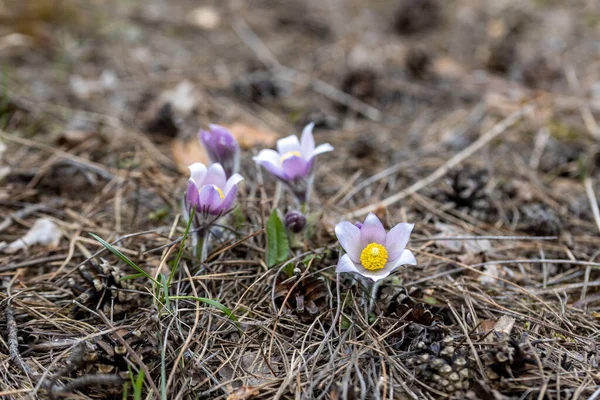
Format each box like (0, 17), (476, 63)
(335, 213), (416, 282)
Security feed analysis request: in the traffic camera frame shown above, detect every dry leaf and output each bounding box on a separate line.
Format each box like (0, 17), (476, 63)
(227, 386), (259, 400)
(221, 123), (278, 150)
(479, 264), (500, 286)
(188, 6), (220, 30)
(492, 315), (515, 335)
(4, 218), (61, 253)
(171, 137), (209, 174)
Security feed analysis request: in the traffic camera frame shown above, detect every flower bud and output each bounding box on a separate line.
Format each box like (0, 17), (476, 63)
(285, 210), (307, 233)
(199, 124), (240, 177)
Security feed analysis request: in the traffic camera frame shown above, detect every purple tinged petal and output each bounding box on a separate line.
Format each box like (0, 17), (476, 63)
(276, 135), (302, 156)
(219, 184), (238, 212)
(225, 173), (244, 194)
(336, 254), (361, 274)
(203, 163), (227, 189)
(300, 122), (315, 159)
(198, 184), (223, 215)
(199, 130), (214, 151)
(186, 180), (199, 209)
(385, 222), (415, 263)
(360, 213), (387, 247)
(335, 221), (362, 263)
(282, 155), (308, 180)
(200, 125), (240, 176)
(188, 163), (207, 186)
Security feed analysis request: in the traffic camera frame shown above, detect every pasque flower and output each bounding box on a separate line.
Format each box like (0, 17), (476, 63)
(253, 123), (333, 203)
(335, 213), (416, 282)
(185, 162), (243, 217)
(199, 125), (240, 177)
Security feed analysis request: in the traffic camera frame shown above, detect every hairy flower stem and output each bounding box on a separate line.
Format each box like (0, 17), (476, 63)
(195, 229), (209, 262)
(368, 280), (381, 314)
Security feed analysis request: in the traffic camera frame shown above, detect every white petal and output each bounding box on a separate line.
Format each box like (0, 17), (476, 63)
(335, 221), (362, 263)
(300, 122), (315, 159)
(385, 222), (414, 263)
(310, 143), (334, 158)
(397, 249), (417, 266)
(188, 163), (207, 186)
(253, 149), (282, 168)
(276, 135), (302, 156)
(358, 268), (394, 282)
(385, 249), (417, 270)
(225, 173), (244, 194)
(336, 254), (361, 274)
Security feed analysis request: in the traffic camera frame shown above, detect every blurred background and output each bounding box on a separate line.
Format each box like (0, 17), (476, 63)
(1, 0), (600, 214)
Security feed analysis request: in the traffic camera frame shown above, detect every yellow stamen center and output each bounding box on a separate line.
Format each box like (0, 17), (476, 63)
(199, 185), (225, 200)
(360, 243), (388, 271)
(280, 151), (302, 163)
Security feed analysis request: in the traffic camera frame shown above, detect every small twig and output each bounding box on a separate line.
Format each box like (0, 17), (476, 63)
(50, 374), (124, 396)
(344, 104), (533, 219)
(49, 342), (87, 399)
(6, 300), (39, 381)
(0, 204), (47, 232)
(411, 235), (558, 243)
(97, 311), (160, 396)
(584, 177), (600, 233)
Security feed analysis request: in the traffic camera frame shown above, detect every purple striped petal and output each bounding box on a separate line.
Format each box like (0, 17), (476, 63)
(360, 213), (386, 247)
(385, 222), (414, 263)
(335, 221), (362, 263)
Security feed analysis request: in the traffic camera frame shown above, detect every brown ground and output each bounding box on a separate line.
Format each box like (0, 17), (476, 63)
(1, 0), (600, 399)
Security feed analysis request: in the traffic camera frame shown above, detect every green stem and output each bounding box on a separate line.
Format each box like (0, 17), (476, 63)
(196, 229), (209, 262)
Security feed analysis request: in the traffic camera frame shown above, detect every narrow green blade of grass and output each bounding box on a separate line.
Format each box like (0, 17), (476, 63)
(133, 368), (144, 400)
(89, 233), (159, 286)
(167, 208), (195, 287)
(120, 273), (147, 281)
(170, 296), (238, 322)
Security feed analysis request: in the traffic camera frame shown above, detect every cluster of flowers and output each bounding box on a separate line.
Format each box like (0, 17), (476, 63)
(185, 123), (416, 282)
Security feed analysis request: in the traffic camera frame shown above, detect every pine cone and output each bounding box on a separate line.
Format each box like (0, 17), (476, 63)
(406, 335), (473, 398)
(274, 264), (328, 322)
(386, 287), (444, 326)
(69, 259), (138, 317)
(483, 332), (534, 380)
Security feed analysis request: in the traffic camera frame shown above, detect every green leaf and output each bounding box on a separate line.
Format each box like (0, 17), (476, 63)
(170, 296), (238, 322)
(266, 209), (289, 267)
(89, 233), (159, 286)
